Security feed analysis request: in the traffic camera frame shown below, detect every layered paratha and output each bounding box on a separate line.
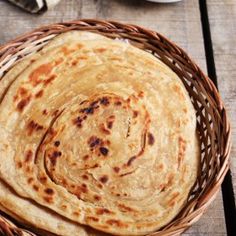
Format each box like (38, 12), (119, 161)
(0, 31), (199, 235)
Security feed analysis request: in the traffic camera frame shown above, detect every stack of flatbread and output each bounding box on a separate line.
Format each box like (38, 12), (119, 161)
(0, 31), (199, 235)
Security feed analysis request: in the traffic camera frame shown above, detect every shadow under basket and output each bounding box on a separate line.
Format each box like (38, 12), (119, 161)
(0, 19), (231, 236)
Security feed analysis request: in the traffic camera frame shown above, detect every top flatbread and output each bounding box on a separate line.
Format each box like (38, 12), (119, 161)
(0, 31), (199, 235)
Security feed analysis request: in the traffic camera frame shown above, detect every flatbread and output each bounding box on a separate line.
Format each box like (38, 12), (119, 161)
(0, 31), (199, 235)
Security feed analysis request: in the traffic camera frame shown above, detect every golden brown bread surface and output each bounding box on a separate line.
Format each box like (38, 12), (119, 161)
(0, 31), (199, 235)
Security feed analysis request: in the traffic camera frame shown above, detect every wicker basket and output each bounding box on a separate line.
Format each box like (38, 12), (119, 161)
(0, 19), (231, 236)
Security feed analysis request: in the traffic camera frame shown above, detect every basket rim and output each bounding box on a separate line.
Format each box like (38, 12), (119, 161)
(0, 19), (232, 236)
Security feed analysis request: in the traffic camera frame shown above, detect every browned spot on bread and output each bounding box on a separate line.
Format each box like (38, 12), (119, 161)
(79, 101), (100, 116)
(42, 109), (48, 115)
(173, 84), (185, 99)
(17, 161), (22, 168)
(113, 166), (120, 173)
(26, 166), (31, 173)
(83, 155), (89, 161)
(27, 177), (34, 184)
(178, 137), (186, 168)
(133, 110), (139, 118)
(77, 43), (83, 49)
(106, 115), (115, 129)
(50, 156), (57, 166)
(107, 121), (113, 129)
(39, 176), (47, 183)
(110, 56), (122, 61)
(99, 147), (109, 156)
(29, 63), (52, 86)
(95, 48), (107, 53)
(17, 95), (31, 112)
(157, 163), (164, 170)
(27, 120), (43, 135)
(106, 219), (128, 228)
(43, 74), (56, 86)
(116, 193), (121, 197)
(169, 201), (175, 207)
(43, 196), (53, 203)
(18, 87), (28, 96)
(90, 100), (99, 107)
(148, 132), (155, 145)
(49, 151), (62, 166)
(52, 109), (60, 117)
(54, 58), (63, 66)
(44, 188), (54, 195)
(166, 174), (174, 188)
(25, 150), (33, 163)
(91, 163), (99, 168)
(183, 108), (187, 113)
(127, 156), (136, 166)
(33, 185), (39, 191)
(52, 151), (62, 158)
(159, 184), (165, 192)
(94, 195), (101, 201)
(137, 221), (159, 228)
(54, 141), (60, 147)
(96, 208), (113, 215)
(99, 123), (111, 135)
(180, 165), (187, 184)
(73, 116), (83, 128)
(115, 101), (122, 106)
(82, 174), (89, 180)
(138, 91), (144, 98)
(61, 178), (67, 185)
(106, 140), (111, 145)
(98, 183), (103, 189)
(80, 107), (94, 115)
(88, 136), (101, 148)
(118, 203), (137, 212)
(77, 56), (88, 60)
(73, 211), (80, 217)
(86, 216), (99, 222)
(61, 46), (75, 55)
(170, 192), (180, 203)
(13, 95), (18, 101)
(35, 90), (44, 98)
(168, 193), (180, 207)
(99, 175), (108, 184)
(75, 184), (88, 194)
(72, 60), (78, 66)
(100, 97), (110, 106)
(61, 205), (67, 210)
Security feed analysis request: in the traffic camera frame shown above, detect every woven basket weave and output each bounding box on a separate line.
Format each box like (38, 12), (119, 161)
(0, 19), (231, 236)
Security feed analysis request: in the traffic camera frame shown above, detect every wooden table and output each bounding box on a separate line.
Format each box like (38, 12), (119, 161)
(0, 0), (235, 235)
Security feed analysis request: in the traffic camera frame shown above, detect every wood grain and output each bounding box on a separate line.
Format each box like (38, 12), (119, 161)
(207, 0), (236, 199)
(0, 0), (229, 235)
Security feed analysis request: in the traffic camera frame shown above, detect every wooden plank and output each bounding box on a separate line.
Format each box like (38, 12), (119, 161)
(207, 0), (236, 198)
(0, 0), (227, 235)
(207, 0), (236, 233)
